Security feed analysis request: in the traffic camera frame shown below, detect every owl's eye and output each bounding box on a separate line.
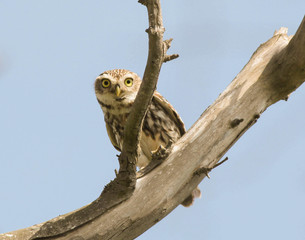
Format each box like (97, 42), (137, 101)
(101, 79), (111, 88)
(124, 78), (133, 87)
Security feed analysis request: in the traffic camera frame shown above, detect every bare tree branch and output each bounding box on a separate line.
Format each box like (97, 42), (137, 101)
(1, 8), (305, 240)
(117, 0), (169, 184)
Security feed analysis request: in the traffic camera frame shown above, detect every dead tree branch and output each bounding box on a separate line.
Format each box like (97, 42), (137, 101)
(1, 7), (305, 240)
(117, 0), (172, 185)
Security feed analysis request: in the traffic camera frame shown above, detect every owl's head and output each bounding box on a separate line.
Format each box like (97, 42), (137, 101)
(95, 69), (142, 109)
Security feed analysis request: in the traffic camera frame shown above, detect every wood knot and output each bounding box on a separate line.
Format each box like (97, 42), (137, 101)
(230, 118), (244, 128)
(253, 114), (260, 120)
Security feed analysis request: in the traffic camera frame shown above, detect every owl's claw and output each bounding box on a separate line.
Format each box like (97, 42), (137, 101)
(137, 144), (171, 179)
(166, 140), (173, 149)
(151, 140), (173, 160)
(151, 145), (167, 160)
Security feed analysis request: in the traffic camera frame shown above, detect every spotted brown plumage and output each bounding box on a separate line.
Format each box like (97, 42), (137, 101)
(95, 69), (200, 206)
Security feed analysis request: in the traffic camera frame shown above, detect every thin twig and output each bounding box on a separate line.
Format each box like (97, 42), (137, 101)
(164, 54), (179, 63)
(138, 0), (148, 6)
(163, 38), (179, 62)
(194, 157), (229, 178)
(213, 157), (229, 169)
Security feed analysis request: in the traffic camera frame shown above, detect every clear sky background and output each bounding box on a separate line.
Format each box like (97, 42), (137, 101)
(1, 1), (305, 239)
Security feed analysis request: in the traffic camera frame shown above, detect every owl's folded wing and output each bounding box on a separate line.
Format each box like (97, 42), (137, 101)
(106, 122), (121, 151)
(152, 91), (186, 136)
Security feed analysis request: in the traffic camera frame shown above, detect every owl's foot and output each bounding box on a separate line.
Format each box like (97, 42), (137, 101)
(151, 140), (173, 160)
(151, 145), (167, 160)
(137, 143), (172, 179)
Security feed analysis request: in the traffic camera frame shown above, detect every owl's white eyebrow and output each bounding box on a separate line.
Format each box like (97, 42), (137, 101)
(97, 74), (110, 79)
(122, 74), (134, 79)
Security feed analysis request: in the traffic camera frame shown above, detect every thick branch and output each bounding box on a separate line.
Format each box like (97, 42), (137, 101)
(2, 16), (305, 240)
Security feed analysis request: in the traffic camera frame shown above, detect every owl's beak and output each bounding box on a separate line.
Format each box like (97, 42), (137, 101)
(115, 85), (121, 97)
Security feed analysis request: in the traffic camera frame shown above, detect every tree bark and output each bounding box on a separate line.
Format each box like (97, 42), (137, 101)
(1, 7), (305, 240)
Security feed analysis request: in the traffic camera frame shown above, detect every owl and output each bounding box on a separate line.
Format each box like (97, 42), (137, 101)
(95, 69), (200, 206)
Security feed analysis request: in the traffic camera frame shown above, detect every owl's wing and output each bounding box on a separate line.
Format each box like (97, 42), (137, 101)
(152, 91), (186, 136)
(105, 122), (121, 151)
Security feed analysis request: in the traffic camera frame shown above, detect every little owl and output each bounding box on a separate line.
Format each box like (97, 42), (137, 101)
(95, 69), (200, 206)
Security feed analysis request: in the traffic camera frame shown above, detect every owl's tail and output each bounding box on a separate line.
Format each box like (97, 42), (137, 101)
(181, 187), (201, 207)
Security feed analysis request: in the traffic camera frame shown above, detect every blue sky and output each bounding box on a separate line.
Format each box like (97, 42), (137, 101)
(1, 1), (305, 239)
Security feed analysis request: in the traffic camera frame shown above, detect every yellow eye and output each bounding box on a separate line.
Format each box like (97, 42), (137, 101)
(101, 79), (111, 88)
(124, 78), (133, 87)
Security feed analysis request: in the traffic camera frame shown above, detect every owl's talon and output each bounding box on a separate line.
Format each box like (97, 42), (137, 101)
(151, 145), (169, 161)
(137, 145), (171, 179)
(166, 140), (173, 148)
